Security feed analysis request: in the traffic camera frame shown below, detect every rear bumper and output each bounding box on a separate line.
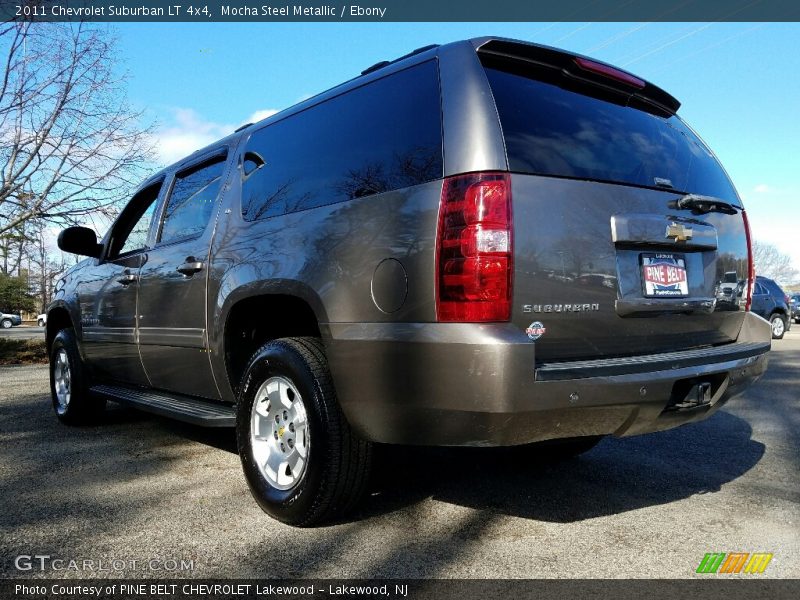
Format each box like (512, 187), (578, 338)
(325, 312), (771, 446)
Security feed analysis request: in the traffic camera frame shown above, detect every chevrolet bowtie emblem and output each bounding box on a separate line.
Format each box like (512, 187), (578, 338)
(666, 222), (693, 242)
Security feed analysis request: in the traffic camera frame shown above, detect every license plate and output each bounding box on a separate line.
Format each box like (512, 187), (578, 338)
(641, 253), (688, 298)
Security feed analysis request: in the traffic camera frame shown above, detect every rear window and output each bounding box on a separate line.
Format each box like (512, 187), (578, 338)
(483, 65), (738, 201)
(241, 60), (442, 221)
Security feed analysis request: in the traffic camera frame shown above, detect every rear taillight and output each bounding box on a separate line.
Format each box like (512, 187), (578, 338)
(742, 210), (755, 312)
(436, 172), (512, 322)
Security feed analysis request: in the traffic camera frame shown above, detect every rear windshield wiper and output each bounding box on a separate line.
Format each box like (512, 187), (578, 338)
(671, 194), (739, 215)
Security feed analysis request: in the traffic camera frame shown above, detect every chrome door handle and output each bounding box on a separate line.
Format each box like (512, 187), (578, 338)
(117, 271), (137, 285)
(176, 260), (204, 276)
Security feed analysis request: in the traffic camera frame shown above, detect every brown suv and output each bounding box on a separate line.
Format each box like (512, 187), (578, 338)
(48, 37), (771, 526)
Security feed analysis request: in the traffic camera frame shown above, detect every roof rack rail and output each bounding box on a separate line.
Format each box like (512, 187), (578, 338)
(234, 122), (253, 133)
(360, 44), (439, 76)
(361, 61), (391, 75)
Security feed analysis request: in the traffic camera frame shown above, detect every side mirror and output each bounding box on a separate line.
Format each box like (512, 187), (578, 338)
(57, 226), (102, 258)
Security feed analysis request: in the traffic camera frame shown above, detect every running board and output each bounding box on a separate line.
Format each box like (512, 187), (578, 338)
(91, 384), (235, 427)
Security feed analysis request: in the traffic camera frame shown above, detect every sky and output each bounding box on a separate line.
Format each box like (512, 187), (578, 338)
(113, 22), (800, 271)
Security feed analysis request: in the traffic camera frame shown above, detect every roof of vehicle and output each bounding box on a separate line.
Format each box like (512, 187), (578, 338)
(757, 275), (789, 294)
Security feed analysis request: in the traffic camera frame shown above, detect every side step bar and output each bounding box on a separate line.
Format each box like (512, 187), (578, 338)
(91, 384), (235, 427)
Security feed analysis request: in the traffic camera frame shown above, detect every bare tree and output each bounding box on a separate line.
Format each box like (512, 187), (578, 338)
(23, 222), (67, 313)
(0, 22), (154, 237)
(0, 220), (31, 275)
(753, 241), (798, 284)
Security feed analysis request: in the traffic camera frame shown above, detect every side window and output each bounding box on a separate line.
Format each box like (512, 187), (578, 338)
(109, 181), (163, 259)
(242, 60), (442, 221)
(159, 155), (227, 244)
(119, 203), (157, 256)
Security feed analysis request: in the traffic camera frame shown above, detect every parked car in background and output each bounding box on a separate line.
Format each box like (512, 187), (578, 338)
(1, 312), (22, 328)
(715, 271), (739, 303)
(790, 293), (800, 324)
(37, 313), (47, 327)
(750, 276), (792, 339)
(47, 37), (771, 526)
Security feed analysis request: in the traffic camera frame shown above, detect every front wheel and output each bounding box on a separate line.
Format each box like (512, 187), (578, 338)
(50, 328), (105, 424)
(770, 314), (786, 339)
(236, 337), (372, 526)
(37, 319), (45, 327)
(1, 319), (11, 329)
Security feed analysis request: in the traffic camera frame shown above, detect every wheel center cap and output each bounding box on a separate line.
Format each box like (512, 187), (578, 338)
(277, 425), (286, 439)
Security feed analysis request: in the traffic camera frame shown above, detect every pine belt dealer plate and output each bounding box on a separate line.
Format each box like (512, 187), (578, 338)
(641, 253), (688, 298)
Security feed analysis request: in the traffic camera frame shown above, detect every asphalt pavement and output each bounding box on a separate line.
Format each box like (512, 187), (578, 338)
(0, 331), (798, 579)
(0, 326), (45, 340)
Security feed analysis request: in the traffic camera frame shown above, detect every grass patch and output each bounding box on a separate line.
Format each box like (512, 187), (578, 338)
(0, 338), (48, 365)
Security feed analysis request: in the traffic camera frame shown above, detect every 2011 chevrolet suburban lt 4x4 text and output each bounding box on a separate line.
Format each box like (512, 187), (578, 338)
(47, 38), (771, 526)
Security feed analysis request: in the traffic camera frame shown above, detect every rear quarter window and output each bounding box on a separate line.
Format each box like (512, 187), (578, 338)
(483, 65), (738, 201)
(241, 60), (443, 221)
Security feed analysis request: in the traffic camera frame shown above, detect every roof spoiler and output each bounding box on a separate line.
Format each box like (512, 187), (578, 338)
(475, 38), (681, 116)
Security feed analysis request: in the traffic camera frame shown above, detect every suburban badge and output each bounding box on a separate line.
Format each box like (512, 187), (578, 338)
(523, 304), (600, 313)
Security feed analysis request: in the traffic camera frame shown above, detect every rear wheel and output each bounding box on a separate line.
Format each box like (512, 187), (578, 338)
(769, 313), (786, 339)
(236, 337), (372, 526)
(50, 328), (105, 424)
(1, 319), (11, 329)
(37, 318), (45, 327)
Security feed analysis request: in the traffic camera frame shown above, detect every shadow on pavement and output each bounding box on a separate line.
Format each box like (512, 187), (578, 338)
(355, 409), (764, 523)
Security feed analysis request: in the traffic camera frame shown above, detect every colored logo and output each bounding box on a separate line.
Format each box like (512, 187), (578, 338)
(525, 321), (546, 341)
(666, 221), (693, 242)
(642, 253), (688, 297)
(696, 552), (773, 574)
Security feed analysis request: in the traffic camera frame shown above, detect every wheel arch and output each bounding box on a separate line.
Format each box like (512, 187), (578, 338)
(45, 303), (76, 352)
(218, 284), (328, 397)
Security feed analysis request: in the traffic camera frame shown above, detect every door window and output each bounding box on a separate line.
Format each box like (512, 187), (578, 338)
(159, 155), (227, 244)
(119, 202), (157, 256)
(108, 181), (163, 259)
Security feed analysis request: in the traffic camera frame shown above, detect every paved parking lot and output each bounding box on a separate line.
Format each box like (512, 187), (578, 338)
(1, 332), (798, 579)
(0, 326), (45, 340)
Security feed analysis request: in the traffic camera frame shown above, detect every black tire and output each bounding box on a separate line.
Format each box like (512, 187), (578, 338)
(1, 319), (11, 329)
(769, 313), (786, 339)
(49, 328), (105, 425)
(236, 337), (372, 526)
(37, 319), (45, 327)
